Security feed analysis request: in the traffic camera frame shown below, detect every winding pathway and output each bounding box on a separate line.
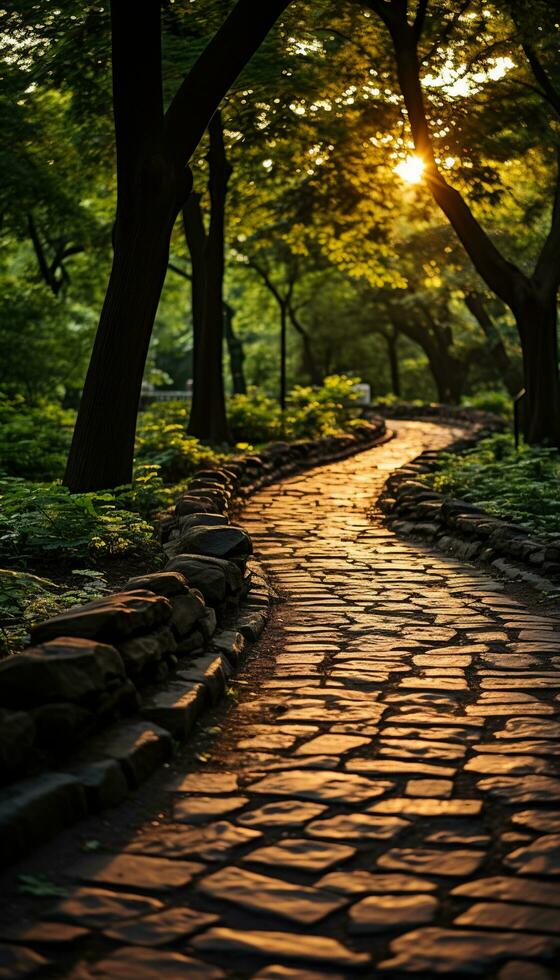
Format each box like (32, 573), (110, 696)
(2, 420), (560, 979)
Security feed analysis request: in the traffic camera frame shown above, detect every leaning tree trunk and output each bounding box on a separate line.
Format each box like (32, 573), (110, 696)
(514, 290), (560, 445)
(386, 332), (401, 397)
(182, 192), (206, 396)
(464, 292), (522, 396)
(65, 176), (181, 491)
(223, 302), (247, 395)
(188, 112), (231, 442)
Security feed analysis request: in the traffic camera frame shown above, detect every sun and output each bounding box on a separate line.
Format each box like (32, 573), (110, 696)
(394, 155), (425, 184)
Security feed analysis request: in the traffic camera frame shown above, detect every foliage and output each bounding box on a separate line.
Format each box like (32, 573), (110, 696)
(0, 396), (74, 480)
(135, 400), (219, 482)
(284, 374), (361, 439)
(0, 478), (162, 565)
(0, 567), (109, 656)
(426, 434), (560, 536)
(461, 390), (513, 420)
(228, 387), (282, 444)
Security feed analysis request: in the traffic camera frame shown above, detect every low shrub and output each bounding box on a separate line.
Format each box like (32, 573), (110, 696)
(135, 400), (219, 482)
(426, 433), (560, 535)
(228, 388), (282, 444)
(461, 389), (513, 419)
(0, 396), (75, 481)
(0, 477), (162, 565)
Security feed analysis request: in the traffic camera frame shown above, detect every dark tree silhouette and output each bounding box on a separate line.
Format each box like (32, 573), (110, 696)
(64, 0), (290, 491)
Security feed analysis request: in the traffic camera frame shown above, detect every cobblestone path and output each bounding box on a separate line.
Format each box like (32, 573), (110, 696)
(3, 420), (560, 979)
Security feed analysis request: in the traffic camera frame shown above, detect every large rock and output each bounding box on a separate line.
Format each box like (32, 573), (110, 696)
(120, 571), (189, 598)
(175, 494), (218, 516)
(170, 590), (206, 638)
(117, 626), (177, 675)
(0, 637), (125, 709)
(0, 772), (87, 867)
(71, 720), (173, 788)
(165, 554), (243, 602)
(32, 702), (94, 751)
(177, 513), (229, 531)
(176, 525), (252, 561)
(0, 709), (36, 779)
(30, 591), (172, 645)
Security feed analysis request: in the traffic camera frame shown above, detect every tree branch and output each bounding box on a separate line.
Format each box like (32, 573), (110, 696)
(413, 0), (428, 42)
(163, 0), (291, 170)
(522, 41), (560, 119)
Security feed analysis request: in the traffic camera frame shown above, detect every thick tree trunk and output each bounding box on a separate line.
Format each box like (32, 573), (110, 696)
(386, 333), (401, 397)
(187, 112), (231, 442)
(65, 179), (180, 491)
(182, 192), (206, 393)
(224, 302), (247, 395)
(280, 302), (287, 411)
(514, 291), (560, 445)
(464, 292), (522, 396)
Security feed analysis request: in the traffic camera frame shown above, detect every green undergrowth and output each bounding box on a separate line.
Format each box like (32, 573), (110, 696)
(424, 433), (560, 537)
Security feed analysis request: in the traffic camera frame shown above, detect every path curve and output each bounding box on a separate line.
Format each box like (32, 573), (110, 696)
(2, 420), (560, 979)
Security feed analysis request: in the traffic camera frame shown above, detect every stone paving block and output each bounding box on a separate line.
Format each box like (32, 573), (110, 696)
(244, 838), (355, 873)
(379, 927), (557, 974)
(306, 812), (409, 840)
(69, 945), (224, 978)
(377, 847), (485, 876)
(349, 893), (439, 933)
(504, 834), (560, 874)
(198, 865), (347, 924)
(455, 902), (560, 933)
(238, 800), (327, 827)
(126, 821), (261, 861)
(173, 795), (248, 823)
(191, 927), (370, 969)
(0, 944), (48, 977)
(103, 908), (218, 946)
(49, 887), (163, 928)
(70, 852), (204, 891)
(247, 769), (394, 804)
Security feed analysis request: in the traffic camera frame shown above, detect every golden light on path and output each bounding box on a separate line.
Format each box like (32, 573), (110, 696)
(394, 155), (425, 184)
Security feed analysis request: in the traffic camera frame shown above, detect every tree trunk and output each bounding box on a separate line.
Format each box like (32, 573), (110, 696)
(464, 291), (522, 396)
(65, 176), (180, 491)
(224, 302), (247, 395)
(182, 192), (206, 394)
(279, 302), (288, 410)
(386, 332), (401, 397)
(515, 291), (560, 445)
(188, 111), (231, 442)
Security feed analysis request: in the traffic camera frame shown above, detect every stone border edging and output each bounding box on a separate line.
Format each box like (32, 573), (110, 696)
(0, 417), (387, 866)
(379, 426), (560, 595)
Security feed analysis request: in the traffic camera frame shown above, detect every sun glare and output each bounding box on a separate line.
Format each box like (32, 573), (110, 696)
(395, 155), (425, 184)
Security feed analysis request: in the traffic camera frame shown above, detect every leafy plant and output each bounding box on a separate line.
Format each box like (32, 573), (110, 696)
(0, 478), (162, 564)
(228, 387), (282, 444)
(0, 395), (75, 481)
(135, 400), (219, 482)
(425, 433), (560, 536)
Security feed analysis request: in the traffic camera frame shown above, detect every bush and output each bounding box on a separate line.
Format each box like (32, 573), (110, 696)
(229, 375), (361, 444)
(135, 400), (218, 482)
(426, 433), (560, 535)
(461, 390), (513, 419)
(0, 478), (162, 565)
(284, 374), (361, 439)
(228, 388), (282, 444)
(0, 396), (75, 481)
